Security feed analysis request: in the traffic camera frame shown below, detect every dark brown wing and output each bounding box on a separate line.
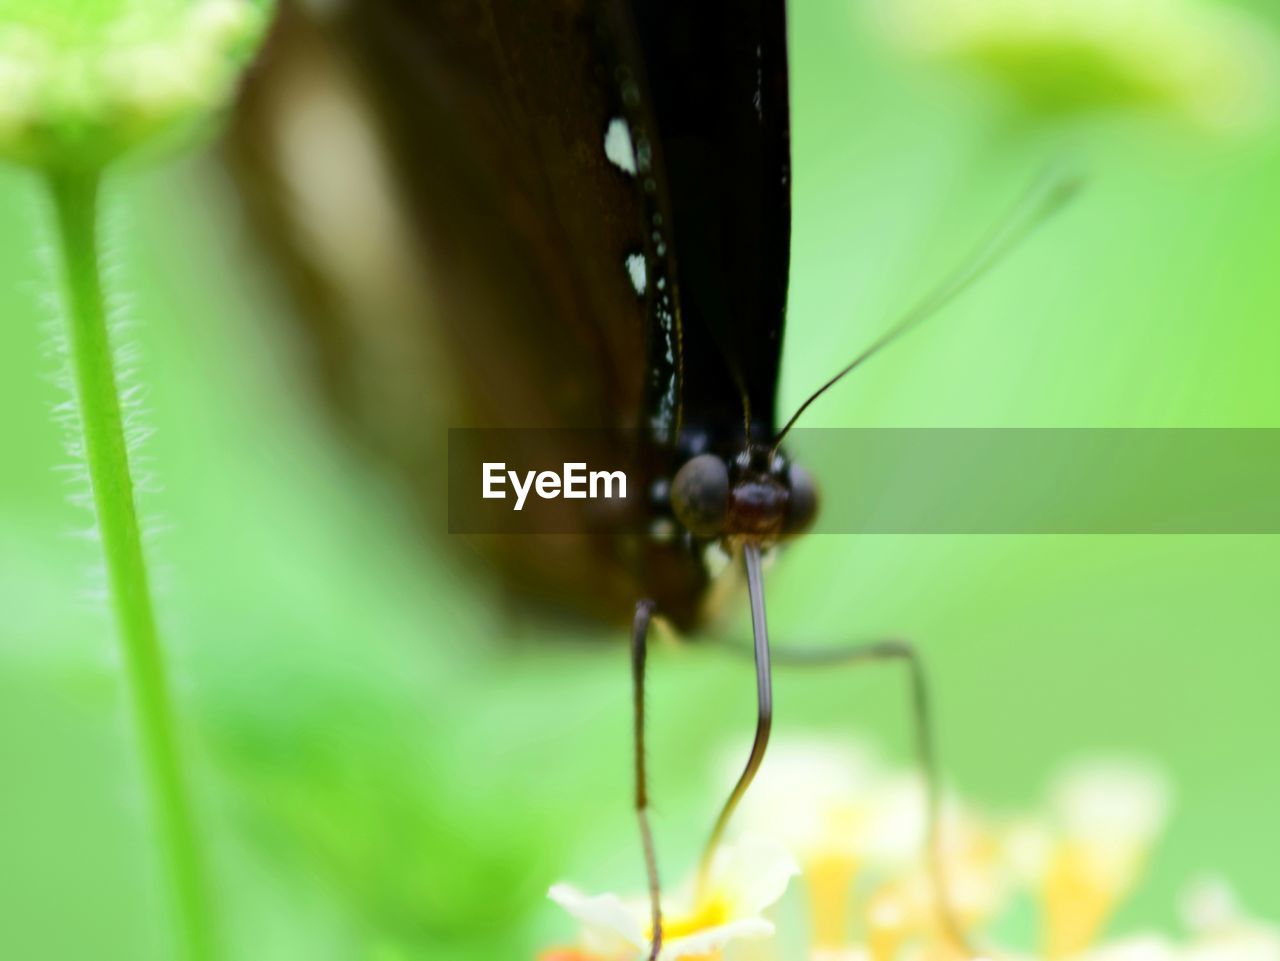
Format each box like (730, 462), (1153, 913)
(228, 0), (793, 631)
(228, 0), (655, 624)
(629, 0), (792, 444)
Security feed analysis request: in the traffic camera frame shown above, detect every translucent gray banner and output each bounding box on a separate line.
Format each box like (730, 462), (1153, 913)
(447, 428), (1280, 534)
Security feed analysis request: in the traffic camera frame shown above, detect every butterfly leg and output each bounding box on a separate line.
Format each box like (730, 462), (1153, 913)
(631, 599), (663, 961)
(759, 638), (975, 955)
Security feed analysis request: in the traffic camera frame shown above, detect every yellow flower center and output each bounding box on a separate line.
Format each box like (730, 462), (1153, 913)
(646, 893), (733, 961)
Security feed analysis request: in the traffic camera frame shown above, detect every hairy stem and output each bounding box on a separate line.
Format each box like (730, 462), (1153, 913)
(48, 170), (214, 961)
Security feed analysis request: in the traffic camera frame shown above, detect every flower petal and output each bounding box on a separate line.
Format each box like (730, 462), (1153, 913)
(712, 836), (801, 916)
(661, 917), (775, 959)
(548, 884), (646, 955)
(1083, 934), (1180, 961)
(1051, 758), (1170, 845)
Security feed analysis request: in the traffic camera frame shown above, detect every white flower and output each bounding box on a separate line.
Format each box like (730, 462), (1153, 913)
(730, 737), (942, 871)
(1046, 757), (1170, 894)
(541, 741), (1272, 961)
(1181, 879), (1280, 961)
(1183, 877), (1245, 936)
(1036, 759), (1172, 958)
(733, 738), (886, 861)
(548, 837), (799, 961)
(1081, 935), (1181, 961)
(1051, 758), (1170, 845)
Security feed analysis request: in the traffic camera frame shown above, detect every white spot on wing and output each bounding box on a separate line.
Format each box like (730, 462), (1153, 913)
(648, 288), (678, 434)
(604, 118), (636, 175)
(626, 253), (647, 296)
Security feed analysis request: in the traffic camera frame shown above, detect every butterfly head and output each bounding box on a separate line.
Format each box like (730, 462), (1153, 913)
(670, 449), (817, 546)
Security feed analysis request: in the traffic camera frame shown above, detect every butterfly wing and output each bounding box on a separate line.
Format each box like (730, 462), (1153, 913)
(228, 0), (792, 628)
(629, 1), (792, 443)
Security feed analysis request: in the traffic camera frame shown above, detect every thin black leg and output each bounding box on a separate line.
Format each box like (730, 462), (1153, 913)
(631, 599), (662, 961)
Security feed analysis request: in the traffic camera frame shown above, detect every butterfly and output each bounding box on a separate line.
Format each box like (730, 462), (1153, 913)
(228, 0), (1073, 954)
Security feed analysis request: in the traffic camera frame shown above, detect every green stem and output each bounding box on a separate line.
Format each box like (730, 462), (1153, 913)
(48, 170), (214, 961)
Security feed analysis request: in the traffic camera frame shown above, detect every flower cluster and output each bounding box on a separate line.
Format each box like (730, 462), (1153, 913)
(871, 0), (1280, 132)
(548, 838), (799, 961)
(0, 0), (271, 170)
(540, 737), (1276, 961)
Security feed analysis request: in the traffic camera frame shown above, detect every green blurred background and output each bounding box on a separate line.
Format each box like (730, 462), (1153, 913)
(2, 1), (1279, 958)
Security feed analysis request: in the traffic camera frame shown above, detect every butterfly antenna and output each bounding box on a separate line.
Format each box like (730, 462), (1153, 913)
(770, 169), (1084, 457)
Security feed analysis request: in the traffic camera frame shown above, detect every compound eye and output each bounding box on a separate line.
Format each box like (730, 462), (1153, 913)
(671, 453), (730, 538)
(784, 461), (818, 535)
